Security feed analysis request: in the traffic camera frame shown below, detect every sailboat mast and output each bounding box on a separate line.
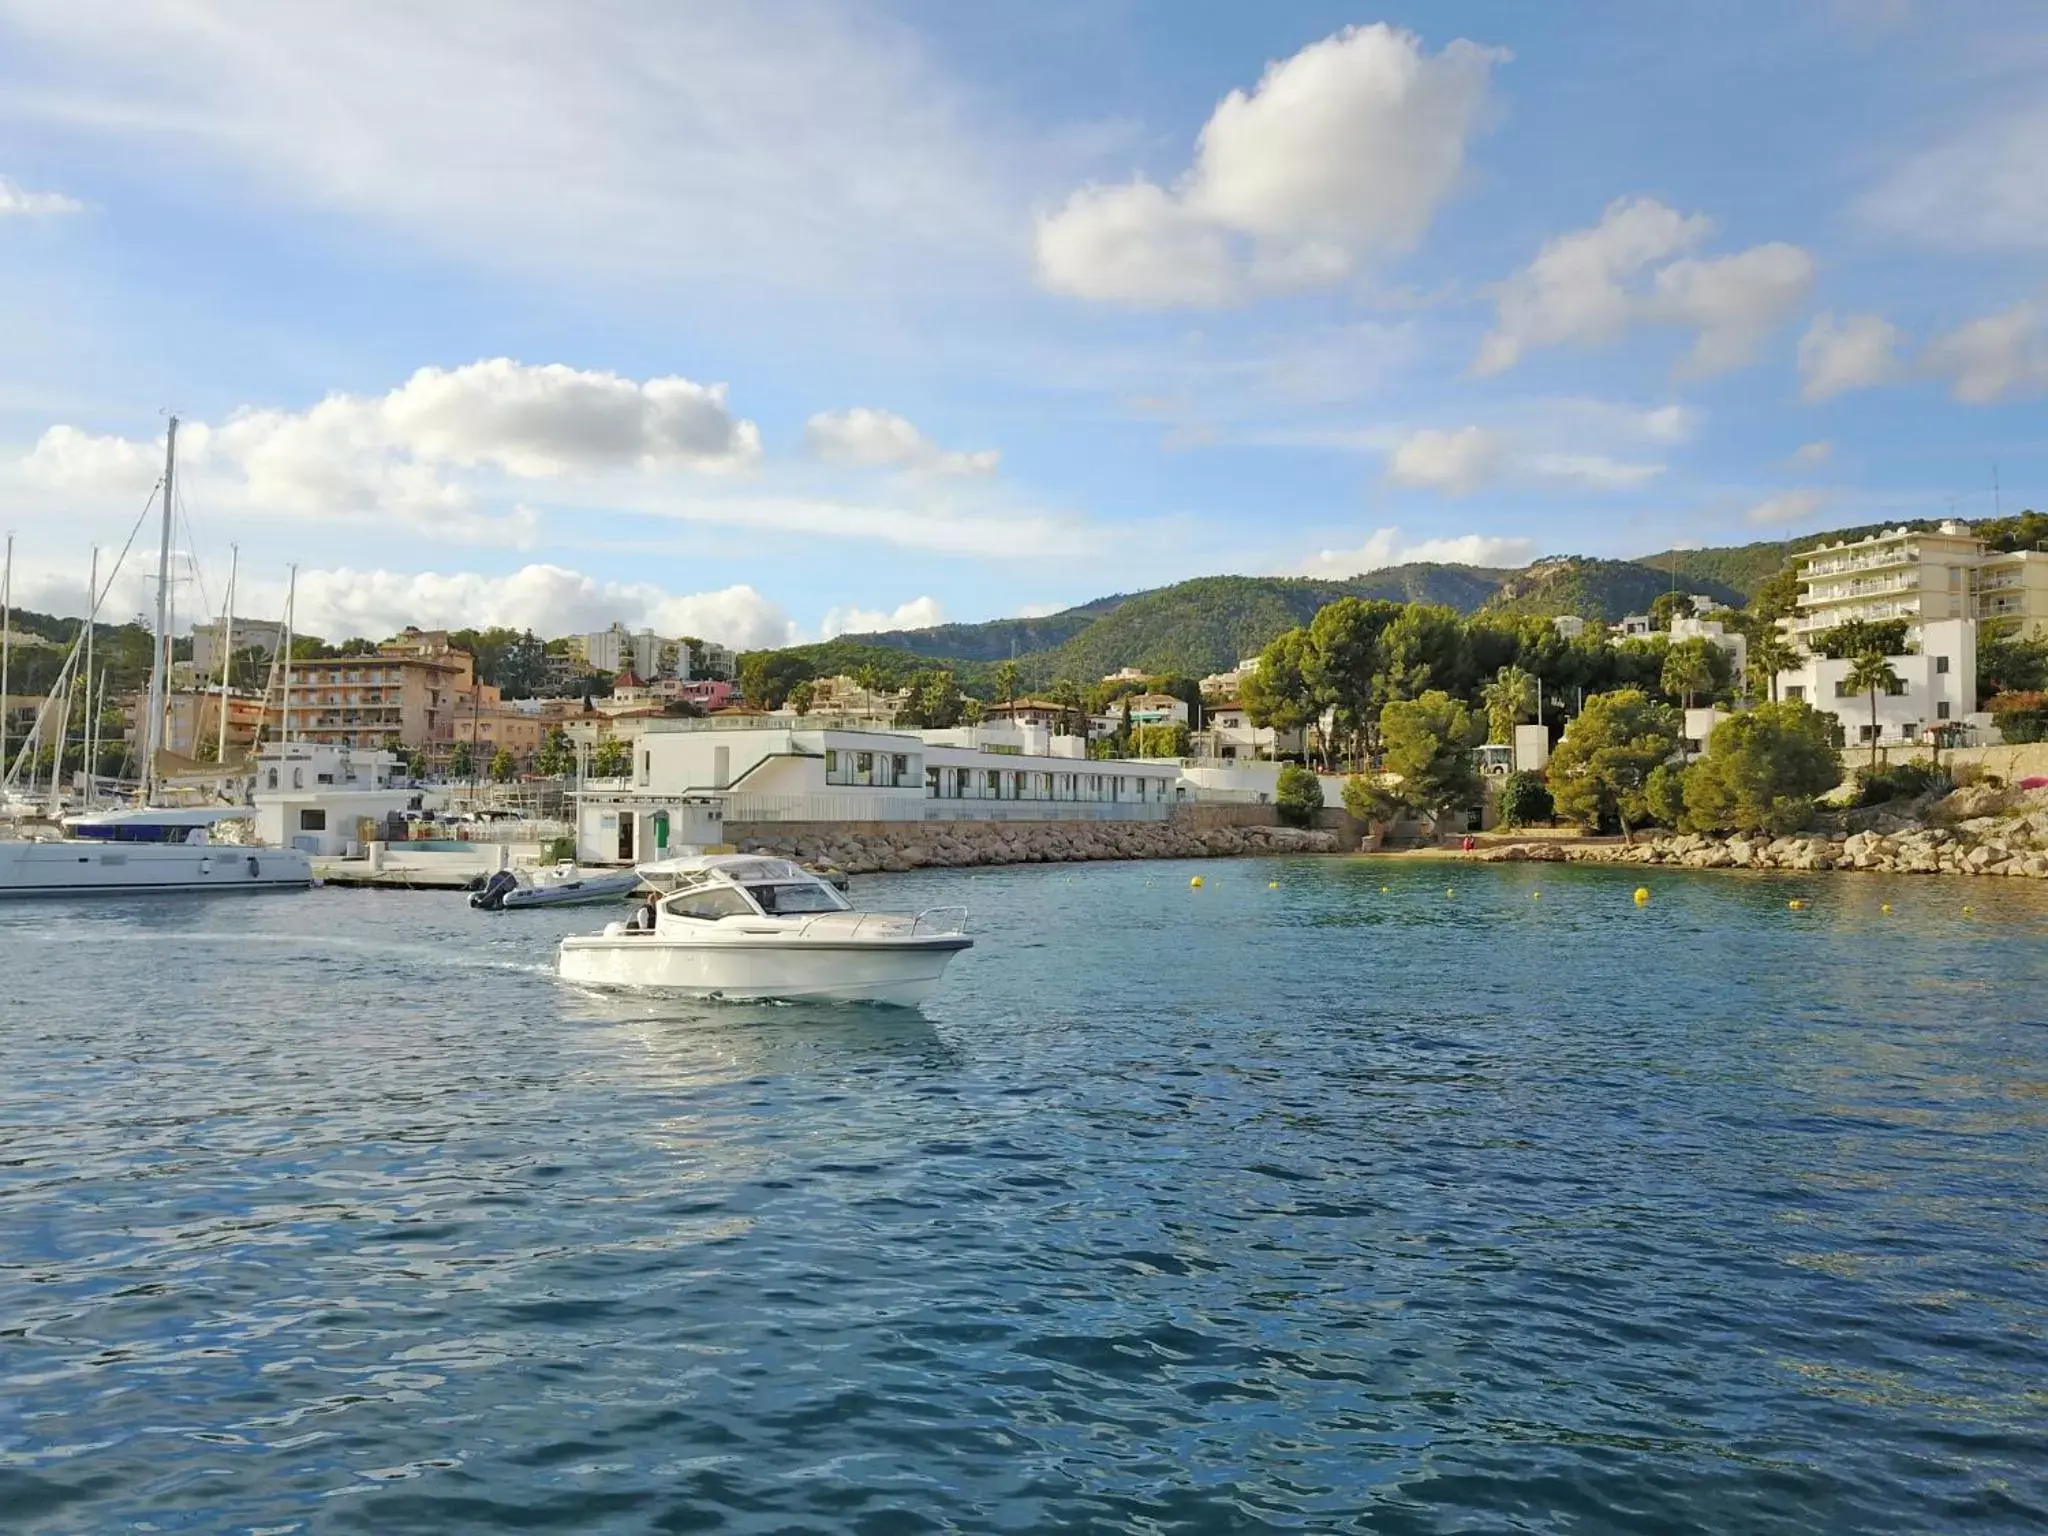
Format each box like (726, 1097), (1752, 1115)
(1, 532), (11, 782)
(82, 546), (97, 810)
(142, 417), (178, 801)
(216, 545), (238, 766)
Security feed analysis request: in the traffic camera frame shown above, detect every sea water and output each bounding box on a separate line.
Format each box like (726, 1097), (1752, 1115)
(2, 859), (2045, 1533)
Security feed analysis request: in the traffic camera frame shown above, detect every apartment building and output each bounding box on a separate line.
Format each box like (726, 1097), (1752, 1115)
(189, 616), (289, 677)
(1975, 547), (2048, 635)
(283, 634), (477, 753)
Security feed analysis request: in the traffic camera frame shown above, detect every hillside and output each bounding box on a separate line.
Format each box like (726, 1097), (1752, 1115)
(1479, 557), (1745, 624)
(745, 513), (2026, 691)
(1026, 567), (1506, 685)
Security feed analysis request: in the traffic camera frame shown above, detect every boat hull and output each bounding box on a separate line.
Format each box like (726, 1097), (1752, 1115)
(556, 933), (970, 1007)
(0, 839), (315, 897)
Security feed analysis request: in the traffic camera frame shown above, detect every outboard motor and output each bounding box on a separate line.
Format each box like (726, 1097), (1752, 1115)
(470, 869), (520, 911)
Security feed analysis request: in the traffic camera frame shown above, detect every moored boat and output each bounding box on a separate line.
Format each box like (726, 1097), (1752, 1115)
(556, 854), (969, 1007)
(472, 862), (644, 910)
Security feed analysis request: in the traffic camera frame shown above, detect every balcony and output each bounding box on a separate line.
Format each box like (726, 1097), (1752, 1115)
(1790, 598), (1923, 633)
(1799, 547), (1918, 578)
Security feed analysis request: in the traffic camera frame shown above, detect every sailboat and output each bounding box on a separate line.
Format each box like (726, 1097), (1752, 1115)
(0, 418), (315, 897)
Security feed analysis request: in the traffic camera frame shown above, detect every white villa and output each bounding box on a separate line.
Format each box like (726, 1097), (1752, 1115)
(1775, 616), (1977, 750)
(572, 718), (1183, 865)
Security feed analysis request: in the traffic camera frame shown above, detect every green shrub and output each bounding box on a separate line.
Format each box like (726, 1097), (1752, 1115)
(1497, 770), (1554, 827)
(1644, 762), (1689, 828)
(1275, 763), (1324, 828)
(1854, 758), (1950, 806)
(1341, 774), (1401, 826)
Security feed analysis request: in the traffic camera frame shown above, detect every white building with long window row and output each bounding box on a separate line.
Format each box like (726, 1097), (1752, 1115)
(573, 717), (1184, 865)
(1775, 616), (1977, 751)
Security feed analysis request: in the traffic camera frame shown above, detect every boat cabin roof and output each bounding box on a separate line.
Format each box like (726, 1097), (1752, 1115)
(657, 855), (851, 918)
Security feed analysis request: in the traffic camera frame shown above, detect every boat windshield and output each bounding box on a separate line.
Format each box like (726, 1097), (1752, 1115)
(744, 880), (849, 915)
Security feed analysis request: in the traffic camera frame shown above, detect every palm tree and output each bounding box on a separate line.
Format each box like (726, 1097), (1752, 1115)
(1660, 641), (1717, 709)
(1480, 665), (1536, 744)
(1844, 651), (1903, 770)
(1747, 630), (1799, 703)
(853, 663), (886, 720)
(994, 660), (1021, 711)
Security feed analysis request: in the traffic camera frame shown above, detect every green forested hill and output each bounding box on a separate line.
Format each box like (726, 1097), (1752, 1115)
(736, 516), (1972, 693)
(1479, 557), (1745, 623)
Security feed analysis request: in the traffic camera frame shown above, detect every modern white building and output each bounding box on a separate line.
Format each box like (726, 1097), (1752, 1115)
(1776, 616), (1977, 751)
(577, 624), (666, 680)
(572, 718), (1183, 864)
(1195, 701), (1302, 761)
(1669, 615), (1748, 682)
(253, 740), (422, 856)
(1550, 615), (1586, 640)
(1788, 522), (1983, 647)
(1199, 657), (1264, 697)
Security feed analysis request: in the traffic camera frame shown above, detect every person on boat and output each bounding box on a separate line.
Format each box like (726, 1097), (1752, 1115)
(627, 890), (659, 933)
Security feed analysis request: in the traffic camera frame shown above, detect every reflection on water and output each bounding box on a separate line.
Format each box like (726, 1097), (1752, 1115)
(1, 864), (2045, 1533)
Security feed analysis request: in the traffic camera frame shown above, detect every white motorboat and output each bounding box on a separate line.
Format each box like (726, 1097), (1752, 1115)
(557, 854), (970, 1007)
(0, 808), (313, 896)
(471, 862), (644, 911)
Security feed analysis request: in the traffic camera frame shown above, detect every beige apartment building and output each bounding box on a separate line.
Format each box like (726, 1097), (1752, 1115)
(1788, 522), (2048, 646)
(283, 629), (480, 756)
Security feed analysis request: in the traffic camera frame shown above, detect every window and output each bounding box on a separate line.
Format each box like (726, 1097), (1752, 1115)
(1937, 702), (1952, 720)
(1885, 678), (1907, 697)
(893, 754), (910, 786)
(1935, 655), (1950, 674)
(1784, 685), (1805, 702)
(298, 809), (327, 831)
(665, 887), (753, 921)
(955, 767), (973, 797)
(986, 769), (1000, 795)
(747, 882), (847, 915)
(856, 751), (874, 786)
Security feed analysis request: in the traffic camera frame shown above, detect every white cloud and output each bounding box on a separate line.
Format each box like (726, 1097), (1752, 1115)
(21, 359), (759, 541)
(1035, 24), (1505, 307)
(0, 175), (82, 216)
(818, 595), (946, 640)
(290, 566), (798, 650)
(1650, 242), (1814, 375)
(1640, 404), (1698, 444)
(1791, 439), (1834, 466)
(1526, 453), (1665, 491)
(1798, 311), (1906, 401)
(1014, 602), (1065, 619)
(1476, 197), (1812, 376)
(1860, 102), (2048, 253)
(0, 2), (1012, 293)
(1744, 490), (1829, 528)
(803, 408), (997, 476)
(0, 557), (800, 651)
(1384, 426), (1507, 495)
(1922, 301), (2048, 403)
(1293, 526), (1534, 578)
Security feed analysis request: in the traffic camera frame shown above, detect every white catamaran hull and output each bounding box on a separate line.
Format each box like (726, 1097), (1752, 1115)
(0, 840), (315, 897)
(557, 933), (970, 1007)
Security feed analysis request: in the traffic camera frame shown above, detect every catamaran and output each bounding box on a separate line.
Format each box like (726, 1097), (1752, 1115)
(0, 419), (314, 897)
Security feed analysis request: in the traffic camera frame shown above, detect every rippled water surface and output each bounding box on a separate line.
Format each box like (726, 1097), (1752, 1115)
(3, 858), (2047, 1534)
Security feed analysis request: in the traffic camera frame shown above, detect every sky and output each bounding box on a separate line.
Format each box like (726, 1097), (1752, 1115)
(0, 0), (2042, 649)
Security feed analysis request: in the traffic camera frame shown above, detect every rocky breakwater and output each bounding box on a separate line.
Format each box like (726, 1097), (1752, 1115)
(730, 818), (1337, 874)
(1479, 785), (2048, 880)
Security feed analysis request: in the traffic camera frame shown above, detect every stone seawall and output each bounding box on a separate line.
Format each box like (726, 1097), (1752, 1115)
(724, 814), (1336, 874)
(1478, 817), (2048, 880)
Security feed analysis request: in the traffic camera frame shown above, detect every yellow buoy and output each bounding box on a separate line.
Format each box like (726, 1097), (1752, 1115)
(1268, 880), (1279, 889)
(1444, 888), (1454, 898)
(1189, 875), (1204, 889)
(1532, 890), (1541, 900)
(1633, 887), (1650, 904)
(1962, 905), (1974, 917)
(1880, 903), (1893, 915)
(1788, 899), (1806, 910)
(1380, 885), (1390, 894)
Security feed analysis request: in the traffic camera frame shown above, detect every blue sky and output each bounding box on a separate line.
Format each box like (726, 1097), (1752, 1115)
(0, 0), (2041, 648)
